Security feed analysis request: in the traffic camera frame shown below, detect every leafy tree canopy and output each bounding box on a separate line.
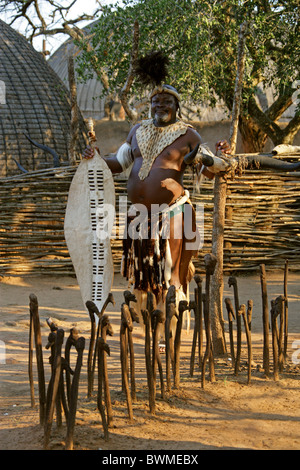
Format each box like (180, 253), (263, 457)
(76, 0), (299, 150)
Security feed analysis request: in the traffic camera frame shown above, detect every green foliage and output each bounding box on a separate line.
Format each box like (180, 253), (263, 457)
(76, 0), (299, 144)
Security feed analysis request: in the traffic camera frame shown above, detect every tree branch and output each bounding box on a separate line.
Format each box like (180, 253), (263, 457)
(280, 113), (300, 144)
(229, 21), (248, 154)
(266, 85), (296, 121)
(247, 95), (282, 143)
(120, 20), (140, 122)
(62, 23), (110, 92)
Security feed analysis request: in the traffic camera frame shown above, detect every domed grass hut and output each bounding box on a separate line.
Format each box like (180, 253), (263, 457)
(0, 19), (88, 177)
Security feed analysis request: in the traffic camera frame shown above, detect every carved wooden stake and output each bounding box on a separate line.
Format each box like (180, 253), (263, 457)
(277, 295), (285, 372)
(228, 276), (241, 375)
(194, 275), (203, 368)
(240, 304), (252, 384)
(165, 285), (177, 392)
(247, 300), (253, 331)
(189, 298), (198, 377)
(100, 314), (114, 426)
(142, 309), (155, 415)
(174, 300), (188, 389)
(202, 254), (217, 388)
(272, 295), (285, 377)
(260, 264), (270, 377)
(152, 309), (165, 398)
(224, 297), (236, 367)
(65, 336), (85, 450)
(271, 300), (279, 382)
(92, 293), (115, 391)
(97, 337), (110, 441)
(120, 304), (133, 421)
(86, 300), (97, 398)
(127, 303), (139, 402)
(29, 294), (46, 425)
(44, 328), (64, 449)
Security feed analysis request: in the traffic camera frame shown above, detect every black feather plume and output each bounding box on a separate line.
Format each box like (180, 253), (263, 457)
(134, 51), (169, 87)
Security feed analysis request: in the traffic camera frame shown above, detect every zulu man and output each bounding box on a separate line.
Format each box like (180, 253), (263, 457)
(83, 54), (230, 314)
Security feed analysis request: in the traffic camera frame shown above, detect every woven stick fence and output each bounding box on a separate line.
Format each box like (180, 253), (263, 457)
(1, 154), (300, 276)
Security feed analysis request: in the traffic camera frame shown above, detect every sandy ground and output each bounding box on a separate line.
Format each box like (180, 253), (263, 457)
(0, 270), (299, 451)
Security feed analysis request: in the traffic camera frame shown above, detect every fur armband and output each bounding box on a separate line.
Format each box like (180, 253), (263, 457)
(116, 142), (133, 171)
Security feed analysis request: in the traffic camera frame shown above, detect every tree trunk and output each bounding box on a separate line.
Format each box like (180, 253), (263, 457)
(210, 176), (227, 355)
(239, 116), (268, 153)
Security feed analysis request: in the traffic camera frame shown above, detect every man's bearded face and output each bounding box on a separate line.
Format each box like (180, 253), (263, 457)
(151, 93), (178, 125)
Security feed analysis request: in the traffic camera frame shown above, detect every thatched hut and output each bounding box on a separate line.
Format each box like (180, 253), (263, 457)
(0, 19), (88, 177)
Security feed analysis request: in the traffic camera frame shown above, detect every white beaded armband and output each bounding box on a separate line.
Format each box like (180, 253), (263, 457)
(116, 142), (133, 171)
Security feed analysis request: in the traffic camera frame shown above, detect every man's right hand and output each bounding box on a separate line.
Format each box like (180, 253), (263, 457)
(83, 145), (97, 160)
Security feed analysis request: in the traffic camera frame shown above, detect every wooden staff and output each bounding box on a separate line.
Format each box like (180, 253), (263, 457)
(29, 294), (46, 425)
(260, 264), (270, 377)
(165, 285), (177, 392)
(240, 304), (252, 384)
(44, 328), (64, 449)
(202, 254), (217, 388)
(152, 309), (165, 398)
(142, 309), (155, 415)
(100, 314), (114, 426)
(65, 336), (85, 450)
(224, 297), (236, 367)
(120, 303), (133, 421)
(96, 337), (110, 441)
(228, 276), (242, 375)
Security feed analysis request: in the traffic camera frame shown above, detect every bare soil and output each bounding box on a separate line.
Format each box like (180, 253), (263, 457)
(0, 271), (299, 451)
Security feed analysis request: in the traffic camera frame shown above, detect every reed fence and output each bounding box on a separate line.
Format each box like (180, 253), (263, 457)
(1, 154), (300, 276)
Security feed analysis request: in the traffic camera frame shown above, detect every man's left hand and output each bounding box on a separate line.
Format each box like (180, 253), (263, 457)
(216, 140), (231, 155)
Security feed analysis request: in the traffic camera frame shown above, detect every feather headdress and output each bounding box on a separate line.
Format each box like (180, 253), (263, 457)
(135, 51), (181, 102)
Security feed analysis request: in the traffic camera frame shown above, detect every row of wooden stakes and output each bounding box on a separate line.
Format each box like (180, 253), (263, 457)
(29, 293), (86, 450)
(28, 257), (290, 448)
